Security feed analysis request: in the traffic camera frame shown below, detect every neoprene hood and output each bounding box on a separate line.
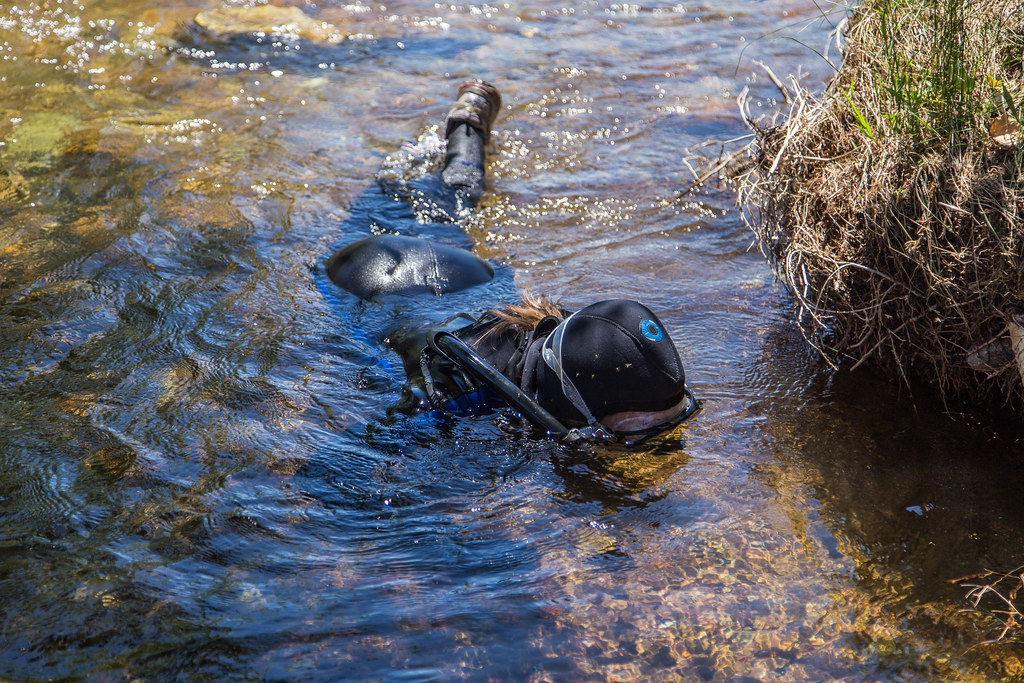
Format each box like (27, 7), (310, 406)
(531, 299), (686, 424)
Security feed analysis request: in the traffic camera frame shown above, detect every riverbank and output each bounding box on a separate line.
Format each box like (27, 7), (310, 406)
(741, 0), (1024, 410)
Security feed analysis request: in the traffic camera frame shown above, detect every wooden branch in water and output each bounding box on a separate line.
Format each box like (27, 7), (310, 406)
(675, 148), (749, 200)
(755, 61), (792, 104)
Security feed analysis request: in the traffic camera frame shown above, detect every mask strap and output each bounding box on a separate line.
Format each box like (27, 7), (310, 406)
(541, 313), (603, 428)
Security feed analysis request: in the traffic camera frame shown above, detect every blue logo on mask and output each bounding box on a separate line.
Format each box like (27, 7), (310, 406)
(639, 319), (663, 342)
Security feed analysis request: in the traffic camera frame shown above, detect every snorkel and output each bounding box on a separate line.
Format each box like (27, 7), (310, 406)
(427, 330), (571, 438)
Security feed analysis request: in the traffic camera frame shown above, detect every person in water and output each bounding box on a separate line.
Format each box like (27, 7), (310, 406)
(327, 81), (698, 441)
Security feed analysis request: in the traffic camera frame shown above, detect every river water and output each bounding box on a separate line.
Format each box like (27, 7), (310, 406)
(3, 1), (1024, 680)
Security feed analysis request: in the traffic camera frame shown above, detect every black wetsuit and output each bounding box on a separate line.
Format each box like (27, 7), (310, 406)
(326, 118), (696, 436)
(327, 120), (529, 419)
(327, 123), (494, 299)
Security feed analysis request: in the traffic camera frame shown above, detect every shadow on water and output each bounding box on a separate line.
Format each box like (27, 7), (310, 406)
(743, 316), (1024, 664)
(749, 317), (1024, 574)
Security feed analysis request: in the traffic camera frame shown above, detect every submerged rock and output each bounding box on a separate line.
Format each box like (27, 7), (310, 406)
(4, 111), (81, 171)
(193, 5), (348, 44)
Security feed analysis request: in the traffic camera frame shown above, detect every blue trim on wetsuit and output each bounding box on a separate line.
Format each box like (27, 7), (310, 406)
(426, 385), (506, 420)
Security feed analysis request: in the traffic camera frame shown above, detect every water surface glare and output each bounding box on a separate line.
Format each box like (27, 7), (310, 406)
(2, 1), (1024, 680)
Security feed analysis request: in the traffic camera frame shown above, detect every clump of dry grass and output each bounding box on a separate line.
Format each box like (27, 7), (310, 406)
(740, 0), (1024, 408)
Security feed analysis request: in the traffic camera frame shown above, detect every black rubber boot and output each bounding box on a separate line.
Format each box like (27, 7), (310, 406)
(441, 81), (501, 200)
(444, 80), (501, 141)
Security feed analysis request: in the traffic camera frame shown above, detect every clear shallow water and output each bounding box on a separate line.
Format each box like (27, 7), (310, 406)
(3, 1), (1024, 680)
